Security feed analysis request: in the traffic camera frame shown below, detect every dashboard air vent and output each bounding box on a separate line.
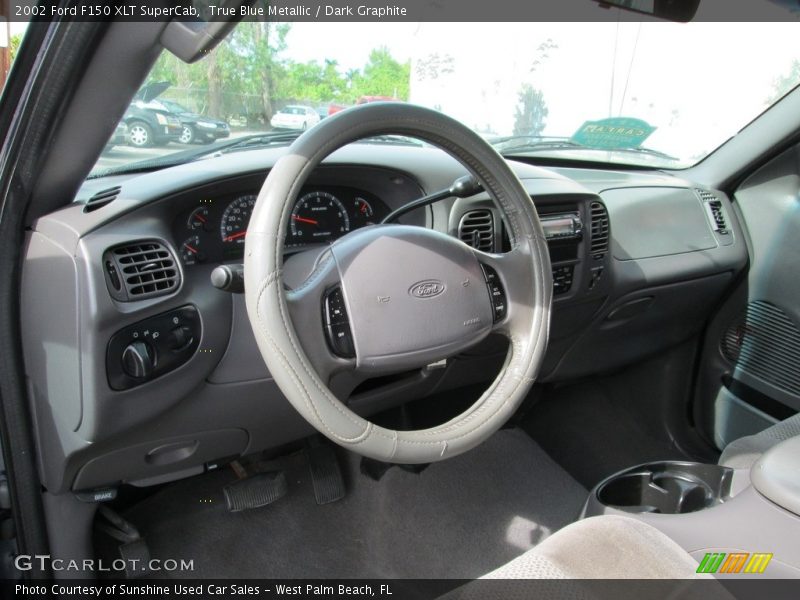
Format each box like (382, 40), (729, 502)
(84, 186), (121, 213)
(589, 201), (610, 259)
(458, 210), (494, 252)
(104, 241), (180, 301)
(696, 188), (728, 233)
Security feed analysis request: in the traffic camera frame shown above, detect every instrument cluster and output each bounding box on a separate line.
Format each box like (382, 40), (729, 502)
(173, 186), (389, 266)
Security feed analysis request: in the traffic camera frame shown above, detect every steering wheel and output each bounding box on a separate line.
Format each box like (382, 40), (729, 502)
(244, 103), (551, 464)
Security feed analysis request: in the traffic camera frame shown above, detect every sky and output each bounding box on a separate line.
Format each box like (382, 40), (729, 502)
(6, 0), (800, 164)
(285, 17), (800, 163)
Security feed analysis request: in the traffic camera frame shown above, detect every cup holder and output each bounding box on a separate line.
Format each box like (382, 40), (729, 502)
(590, 461), (733, 515)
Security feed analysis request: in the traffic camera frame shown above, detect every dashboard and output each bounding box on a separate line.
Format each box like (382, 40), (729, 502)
(21, 143), (749, 495)
(173, 186), (390, 266)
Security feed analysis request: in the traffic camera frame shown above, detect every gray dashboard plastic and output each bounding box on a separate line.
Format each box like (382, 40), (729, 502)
(605, 187), (717, 260)
(21, 145), (748, 491)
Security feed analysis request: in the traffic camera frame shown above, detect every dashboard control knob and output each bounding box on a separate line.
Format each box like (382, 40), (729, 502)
(167, 326), (194, 351)
(121, 341), (155, 379)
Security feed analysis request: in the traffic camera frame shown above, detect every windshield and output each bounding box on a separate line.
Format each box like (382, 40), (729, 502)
(158, 100), (188, 113)
(90, 18), (800, 175)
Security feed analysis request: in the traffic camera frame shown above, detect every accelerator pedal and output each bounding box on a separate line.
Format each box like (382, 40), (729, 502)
(307, 441), (345, 505)
(224, 471), (288, 512)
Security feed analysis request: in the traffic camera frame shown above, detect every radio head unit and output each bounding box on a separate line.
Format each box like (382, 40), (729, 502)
(540, 213), (583, 241)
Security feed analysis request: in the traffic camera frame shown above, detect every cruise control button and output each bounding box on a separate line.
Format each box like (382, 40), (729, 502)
(325, 287), (348, 325)
(481, 264), (498, 283)
(328, 323), (355, 358)
(493, 302), (506, 320)
(480, 264), (507, 323)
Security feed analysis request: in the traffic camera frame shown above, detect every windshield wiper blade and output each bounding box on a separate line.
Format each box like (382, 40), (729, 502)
(491, 135), (679, 162)
(214, 132), (422, 156)
(357, 134), (424, 147)
(88, 131), (303, 179)
(88, 130), (428, 180)
(215, 131), (304, 154)
(490, 135), (583, 150)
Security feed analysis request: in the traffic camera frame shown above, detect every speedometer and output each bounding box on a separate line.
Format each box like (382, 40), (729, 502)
(220, 194), (257, 244)
(289, 191), (350, 244)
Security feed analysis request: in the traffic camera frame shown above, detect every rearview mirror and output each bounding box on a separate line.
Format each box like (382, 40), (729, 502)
(160, 0), (257, 64)
(594, 0), (701, 22)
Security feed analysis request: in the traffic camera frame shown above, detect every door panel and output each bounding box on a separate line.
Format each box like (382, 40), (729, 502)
(696, 144), (800, 449)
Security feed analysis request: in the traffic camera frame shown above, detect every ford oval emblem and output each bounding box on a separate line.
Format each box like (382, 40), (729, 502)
(409, 280), (446, 299)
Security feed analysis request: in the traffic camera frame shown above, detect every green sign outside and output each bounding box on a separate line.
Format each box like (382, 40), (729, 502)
(570, 117), (656, 149)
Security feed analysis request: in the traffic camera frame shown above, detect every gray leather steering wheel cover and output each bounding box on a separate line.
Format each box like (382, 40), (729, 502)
(244, 103), (551, 463)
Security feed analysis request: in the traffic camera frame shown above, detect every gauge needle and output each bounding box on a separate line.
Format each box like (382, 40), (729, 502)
(292, 215), (318, 226)
(194, 214), (207, 223)
(224, 231), (247, 242)
(184, 244), (198, 254)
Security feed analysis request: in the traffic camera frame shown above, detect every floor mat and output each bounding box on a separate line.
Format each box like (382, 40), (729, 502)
(523, 381), (692, 490)
(121, 428), (586, 579)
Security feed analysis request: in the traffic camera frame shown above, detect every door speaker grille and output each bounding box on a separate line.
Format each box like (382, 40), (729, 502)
(721, 300), (800, 397)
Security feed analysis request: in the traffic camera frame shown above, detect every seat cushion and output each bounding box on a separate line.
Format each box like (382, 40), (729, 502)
(719, 412), (800, 470)
(482, 515), (705, 579)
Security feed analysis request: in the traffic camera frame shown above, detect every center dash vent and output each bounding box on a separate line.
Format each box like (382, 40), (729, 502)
(589, 201), (610, 259)
(103, 240), (180, 301)
(458, 210), (495, 252)
(84, 186), (121, 213)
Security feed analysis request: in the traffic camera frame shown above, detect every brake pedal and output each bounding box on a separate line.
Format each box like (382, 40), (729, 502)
(307, 443), (345, 505)
(95, 506), (152, 579)
(223, 471), (288, 512)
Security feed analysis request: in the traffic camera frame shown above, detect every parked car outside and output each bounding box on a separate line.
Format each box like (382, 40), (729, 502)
(356, 95), (399, 104)
(327, 103), (348, 116)
(270, 105), (321, 131)
(157, 98), (231, 145)
(103, 121), (128, 151)
(122, 82), (182, 147)
(314, 105), (329, 121)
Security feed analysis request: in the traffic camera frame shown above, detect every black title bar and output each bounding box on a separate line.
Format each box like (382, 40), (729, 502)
(3, 0), (800, 22)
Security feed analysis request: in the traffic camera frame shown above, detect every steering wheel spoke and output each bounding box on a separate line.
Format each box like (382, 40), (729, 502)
(283, 253), (356, 383)
(245, 102), (551, 464)
(472, 244), (545, 339)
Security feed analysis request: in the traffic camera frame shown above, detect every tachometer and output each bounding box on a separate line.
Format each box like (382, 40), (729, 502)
(289, 191), (350, 244)
(220, 194), (257, 244)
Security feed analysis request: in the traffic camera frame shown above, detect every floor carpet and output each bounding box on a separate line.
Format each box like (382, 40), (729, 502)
(121, 428), (586, 579)
(523, 381), (693, 489)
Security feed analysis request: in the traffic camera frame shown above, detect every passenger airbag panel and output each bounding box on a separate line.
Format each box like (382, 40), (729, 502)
(604, 187), (717, 260)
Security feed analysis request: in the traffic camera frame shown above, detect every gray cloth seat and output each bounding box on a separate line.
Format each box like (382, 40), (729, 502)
(719, 412), (800, 470)
(480, 515), (705, 579)
(441, 516), (739, 600)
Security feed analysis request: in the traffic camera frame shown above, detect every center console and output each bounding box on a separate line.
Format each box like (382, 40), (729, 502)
(582, 461), (734, 517)
(580, 446), (800, 577)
